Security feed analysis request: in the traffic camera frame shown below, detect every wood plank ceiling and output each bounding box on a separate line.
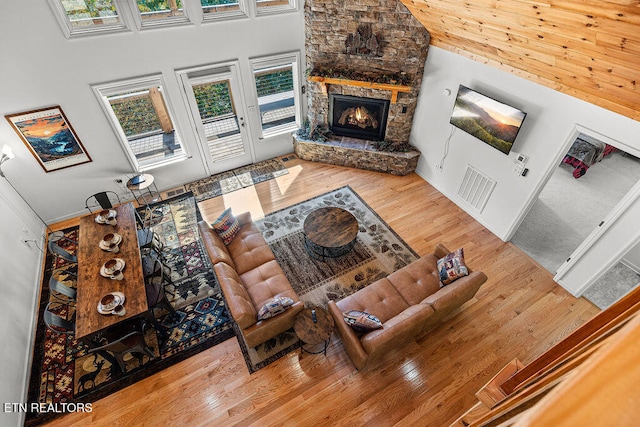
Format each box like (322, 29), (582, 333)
(398, 0), (640, 122)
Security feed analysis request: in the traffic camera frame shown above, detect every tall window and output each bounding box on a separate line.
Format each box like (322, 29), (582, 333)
(93, 75), (186, 171)
(250, 52), (301, 138)
(129, 0), (193, 29)
(200, 0), (247, 21)
(254, 0), (297, 16)
(47, 0), (129, 38)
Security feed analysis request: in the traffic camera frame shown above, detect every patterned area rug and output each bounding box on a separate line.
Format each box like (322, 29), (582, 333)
(237, 186), (419, 373)
(25, 193), (234, 426)
(184, 157), (289, 202)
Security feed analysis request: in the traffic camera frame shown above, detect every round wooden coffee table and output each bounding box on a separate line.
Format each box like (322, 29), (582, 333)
(303, 207), (358, 261)
(294, 307), (335, 355)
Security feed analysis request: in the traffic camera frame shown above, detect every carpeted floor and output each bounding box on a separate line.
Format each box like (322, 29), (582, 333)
(26, 193), (234, 427)
(184, 157), (289, 202)
(512, 151), (640, 308)
(512, 152), (640, 275)
(583, 262), (640, 309)
(236, 186), (419, 373)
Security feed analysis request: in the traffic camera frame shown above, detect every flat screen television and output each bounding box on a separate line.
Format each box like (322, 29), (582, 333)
(450, 85), (526, 155)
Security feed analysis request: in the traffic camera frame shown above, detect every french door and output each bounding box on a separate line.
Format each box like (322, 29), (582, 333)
(178, 62), (253, 174)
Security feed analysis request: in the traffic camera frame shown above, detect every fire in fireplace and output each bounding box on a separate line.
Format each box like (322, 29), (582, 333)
(329, 94), (390, 141)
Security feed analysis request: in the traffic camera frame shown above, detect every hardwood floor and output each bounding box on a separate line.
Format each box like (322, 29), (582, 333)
(45, 157), (600, 427)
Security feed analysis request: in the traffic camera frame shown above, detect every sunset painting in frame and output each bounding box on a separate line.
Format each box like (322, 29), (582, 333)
(5, 106), (91, 172)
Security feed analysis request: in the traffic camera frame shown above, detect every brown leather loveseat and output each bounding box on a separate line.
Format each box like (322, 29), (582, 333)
(328, 244), (487, 370)
(198, 212), (303, 348)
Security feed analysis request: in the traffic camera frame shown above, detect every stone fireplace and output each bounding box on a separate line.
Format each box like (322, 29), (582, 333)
(295, 0), (431, 175)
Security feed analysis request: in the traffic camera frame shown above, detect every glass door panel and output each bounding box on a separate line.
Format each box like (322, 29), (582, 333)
(179, 63), (252, 174)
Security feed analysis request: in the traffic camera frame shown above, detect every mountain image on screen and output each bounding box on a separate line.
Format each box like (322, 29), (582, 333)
(450, 85), (526, 155)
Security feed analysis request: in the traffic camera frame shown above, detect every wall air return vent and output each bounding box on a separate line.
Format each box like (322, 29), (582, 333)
(457, 164), (496, 214)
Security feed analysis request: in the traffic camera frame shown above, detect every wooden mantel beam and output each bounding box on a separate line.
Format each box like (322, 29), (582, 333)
(308, 76), (411, 104)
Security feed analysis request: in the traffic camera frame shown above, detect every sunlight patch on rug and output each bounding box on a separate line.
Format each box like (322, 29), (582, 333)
(184, 158), (289, 202)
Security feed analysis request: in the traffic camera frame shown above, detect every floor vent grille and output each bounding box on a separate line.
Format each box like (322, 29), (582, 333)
(457, 165), (496, 213)
(166, 187), (186, 198)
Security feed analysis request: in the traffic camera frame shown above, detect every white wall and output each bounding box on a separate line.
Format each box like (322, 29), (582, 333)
(0, 1), (305, 224)
(0, 2), (304, 425)
(557, 187), (640, 295)
(412, 46), (640, 239)
(411, 46), (640, 294)
(0, 178), (45, 427)
(623, 242), (640, 273)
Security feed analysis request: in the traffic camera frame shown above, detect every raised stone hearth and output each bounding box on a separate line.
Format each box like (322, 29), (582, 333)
(293, 136), (420, 176)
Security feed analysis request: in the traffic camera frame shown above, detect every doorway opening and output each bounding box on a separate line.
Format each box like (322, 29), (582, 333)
(511, 132), (640, 307)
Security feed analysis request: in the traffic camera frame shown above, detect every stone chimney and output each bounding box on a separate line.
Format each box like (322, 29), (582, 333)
(304, 0), (431, 144)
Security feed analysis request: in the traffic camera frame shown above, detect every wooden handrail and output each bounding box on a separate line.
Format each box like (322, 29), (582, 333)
(308, 76), (411, 103)
(500, 284), (640, 395)
(452, 285), (640, 426)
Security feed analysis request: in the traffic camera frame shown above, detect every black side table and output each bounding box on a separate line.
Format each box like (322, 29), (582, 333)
(127, 174), (162, 206)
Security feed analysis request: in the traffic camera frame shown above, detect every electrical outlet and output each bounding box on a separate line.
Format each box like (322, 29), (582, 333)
(115, 177), (131, 199)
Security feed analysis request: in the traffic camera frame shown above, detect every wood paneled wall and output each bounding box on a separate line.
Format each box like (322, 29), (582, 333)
(399, 0), (640, 121)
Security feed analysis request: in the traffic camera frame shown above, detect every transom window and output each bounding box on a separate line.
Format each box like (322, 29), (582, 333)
(47, 0), (129, 38)
(93, 76), (187, 171)
(49, 0), (294, 37)
(201, 0), (247, 21)
(129, 0), (193, 29)
(250, 53), (301, 138)
(255, 0), (297, 16)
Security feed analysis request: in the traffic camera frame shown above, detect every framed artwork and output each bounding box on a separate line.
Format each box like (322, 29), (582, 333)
(5, 106), (92, 172)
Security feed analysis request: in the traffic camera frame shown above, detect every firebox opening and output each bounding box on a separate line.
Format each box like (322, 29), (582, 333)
(329, 94), (390, 141)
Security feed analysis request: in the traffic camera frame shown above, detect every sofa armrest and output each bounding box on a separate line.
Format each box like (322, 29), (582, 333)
(198, 221), (235, 268)
(328, 300), (369, 370)
(243, 300), (304, 348)
(236, 211), (253, 226)
(422, 271), (487, 314)
(433, 243), (451, 259)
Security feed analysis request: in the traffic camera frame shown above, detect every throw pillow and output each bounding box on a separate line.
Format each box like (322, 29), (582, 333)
(257, 296), (294, 321)
(211, 208), (240, 245)
(437, 248), (469, 286)
(343, 310), (383, 332)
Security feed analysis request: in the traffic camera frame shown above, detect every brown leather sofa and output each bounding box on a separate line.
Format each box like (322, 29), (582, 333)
(328, 244), (487, 370)
(198, 212), (303, 348)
